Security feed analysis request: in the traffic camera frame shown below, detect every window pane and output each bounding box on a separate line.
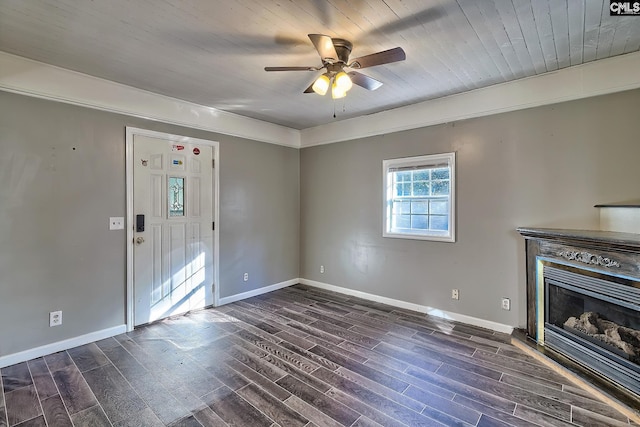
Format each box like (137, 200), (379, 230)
(412, 181), (429, 196)
(396, 171), (411, 182)
(413, 170), (429, 180)
(168, 177), (185, 217)
(411, 215), (428, 229)
(430, 200), (448, 214)
(393, 214), (411, 229)
(430, 215), (448, 230)
(411, 200), (428, 214)
(432, 180), (450, 196)
(393, 201), (411, 215)
(395, 183), (411, 196)
(431, 168), (449, 180)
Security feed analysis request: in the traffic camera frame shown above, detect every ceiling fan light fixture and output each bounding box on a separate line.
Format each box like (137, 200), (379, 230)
(331, 81), (347, 99)
(312, 74), (331, 96)
(334, 71), (353, 92)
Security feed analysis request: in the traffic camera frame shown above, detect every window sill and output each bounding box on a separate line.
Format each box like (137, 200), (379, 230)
(383, 231), (456, 243)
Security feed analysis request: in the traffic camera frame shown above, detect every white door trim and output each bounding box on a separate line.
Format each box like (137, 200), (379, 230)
(125, 127), (219, 332)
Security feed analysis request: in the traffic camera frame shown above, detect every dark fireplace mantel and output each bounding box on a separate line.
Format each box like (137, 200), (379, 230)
(517, 227), (640, 417)
(517, 227), (640, 339)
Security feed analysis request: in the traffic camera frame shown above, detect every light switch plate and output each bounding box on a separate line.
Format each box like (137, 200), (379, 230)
(109, 217), (125, 230)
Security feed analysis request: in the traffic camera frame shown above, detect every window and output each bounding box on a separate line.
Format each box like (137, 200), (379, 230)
(383, 152), (456, 242)
(168, 176), (185, 217)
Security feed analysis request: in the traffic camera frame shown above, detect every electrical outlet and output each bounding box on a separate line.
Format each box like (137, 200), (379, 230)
(320, 265), (324, 274)
(243, 273), (249, 282)
(501, 298), (511, 311)
(451, 289), (459, 300)
(109, 217), (124, 230)
(50, 311), (62, 327)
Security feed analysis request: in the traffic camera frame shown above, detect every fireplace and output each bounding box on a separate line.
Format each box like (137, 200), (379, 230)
(517, 227), (640, 409)
(542, 263), (640, 396)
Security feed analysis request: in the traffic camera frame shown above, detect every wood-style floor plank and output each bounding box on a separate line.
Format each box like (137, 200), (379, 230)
(43, 352), (74, 373)
(283, 395), (344, 427)
(40, 395), (72, 427)
(4, 385), (41, 426)
(324, 387), (406, 427)
(404, 385), (481, 425)
(236, 382), (308, 427)
(437, 364), (572, 421)
(13, 415), (46, 427)
(571, 406), (631, 427)
(275, 375), (360, 426)
(1, 363), (32, 393)
(0, 284), (634, 426)
(203, 385), (272, 427)
(51, 365), (98, 415)
(308, 344), (411, 393)
(82, 364), (148, 424)
(69, 405), (111, 427)
(26, 359), (57, 401)
(310, 367), (433, 424)
(113, 407), (164, 427)
(99, 341), (194, 424)
(67, 343), (110, 373)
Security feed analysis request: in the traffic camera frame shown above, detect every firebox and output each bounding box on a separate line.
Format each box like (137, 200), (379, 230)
(540, 263), (640, 396)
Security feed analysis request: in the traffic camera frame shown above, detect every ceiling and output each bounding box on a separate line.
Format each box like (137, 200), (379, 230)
(0, 1), (638, 130)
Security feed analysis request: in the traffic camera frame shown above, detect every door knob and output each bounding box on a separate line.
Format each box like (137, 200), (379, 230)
(135, 237), (145, 245)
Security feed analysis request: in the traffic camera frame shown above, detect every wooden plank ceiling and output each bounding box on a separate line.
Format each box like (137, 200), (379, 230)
(0, 0), (638, 129)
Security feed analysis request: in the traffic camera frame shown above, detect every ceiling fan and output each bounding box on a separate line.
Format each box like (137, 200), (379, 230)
(264, 34), (406, 99)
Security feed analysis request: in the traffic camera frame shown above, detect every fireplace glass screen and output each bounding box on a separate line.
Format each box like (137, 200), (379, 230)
(541, 264), (640, 397)
(546, 282), (640, 365)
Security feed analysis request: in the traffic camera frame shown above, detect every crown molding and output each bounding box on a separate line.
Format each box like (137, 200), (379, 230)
(0, 51), (300, 148)
(301, 51), (640, 147)
(2, 50), (640, 149)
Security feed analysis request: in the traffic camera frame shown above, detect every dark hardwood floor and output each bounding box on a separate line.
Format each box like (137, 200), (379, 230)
(1, 284), (634, 426)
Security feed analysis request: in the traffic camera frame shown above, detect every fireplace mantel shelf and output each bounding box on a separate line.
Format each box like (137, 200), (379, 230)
(517, 227), (640, 250)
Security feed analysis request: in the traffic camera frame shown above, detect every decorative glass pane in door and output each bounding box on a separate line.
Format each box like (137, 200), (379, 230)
(168, 176), (185, 217)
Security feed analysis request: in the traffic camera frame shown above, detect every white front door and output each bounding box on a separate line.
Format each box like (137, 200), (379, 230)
(132, 134), (214, 326)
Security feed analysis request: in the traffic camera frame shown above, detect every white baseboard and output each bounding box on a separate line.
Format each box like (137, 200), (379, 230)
(0, 324), (127, 368)
(299, 278), (513, 334)
(218, 278), (299, 306)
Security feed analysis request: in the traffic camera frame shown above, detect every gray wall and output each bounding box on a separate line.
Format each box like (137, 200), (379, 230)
(218, 133), (300, 299)
(0, 91), (299, 357)
(300, 89), (640, 327)
(2, 85), (639, 359)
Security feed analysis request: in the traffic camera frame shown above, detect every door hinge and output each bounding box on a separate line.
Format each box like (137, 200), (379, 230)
(212, 159), (215, 168)
(212, 221), (215, 230)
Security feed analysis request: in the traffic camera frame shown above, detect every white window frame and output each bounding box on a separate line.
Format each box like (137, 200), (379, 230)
(383, 152), (456, 242)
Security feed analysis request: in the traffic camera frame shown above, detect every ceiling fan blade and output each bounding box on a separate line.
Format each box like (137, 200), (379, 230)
(348, 47), (406, 69)
(264, 66), (319, 71)
(347, 71), (383, 91)
(303, 83), (316, 93)
(308, 34), (339, 62)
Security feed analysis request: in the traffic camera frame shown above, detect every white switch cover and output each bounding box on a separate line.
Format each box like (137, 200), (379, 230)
(109, 217), (125, 230)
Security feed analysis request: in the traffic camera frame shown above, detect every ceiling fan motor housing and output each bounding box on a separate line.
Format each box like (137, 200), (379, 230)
(331, 38), (353, 64)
